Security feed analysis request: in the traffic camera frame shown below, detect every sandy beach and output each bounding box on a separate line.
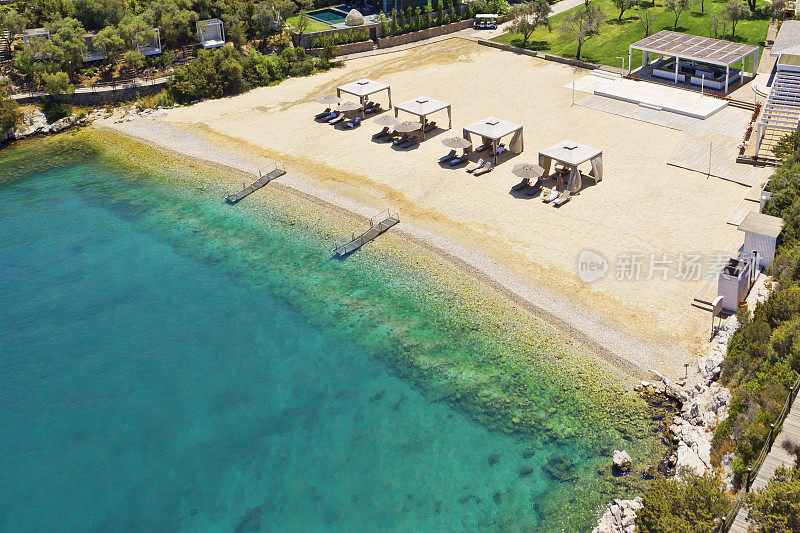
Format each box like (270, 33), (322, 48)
(98, 37), (761, 379)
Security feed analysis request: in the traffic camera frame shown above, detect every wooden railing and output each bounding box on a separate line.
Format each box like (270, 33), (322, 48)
(718, 374), (800, 531)
(332, 208), (396, 252)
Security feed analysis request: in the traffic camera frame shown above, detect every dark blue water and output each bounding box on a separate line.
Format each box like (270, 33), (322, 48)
(0, 138), (661, 531)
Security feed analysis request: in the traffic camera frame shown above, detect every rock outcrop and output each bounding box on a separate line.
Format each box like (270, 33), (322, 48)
(345, 9), (364, 26)
(613, 449), (632, 473)
(592, 497), (642, 533)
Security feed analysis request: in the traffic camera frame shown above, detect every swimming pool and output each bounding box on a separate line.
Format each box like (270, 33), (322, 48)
(307, 7), (349, 25)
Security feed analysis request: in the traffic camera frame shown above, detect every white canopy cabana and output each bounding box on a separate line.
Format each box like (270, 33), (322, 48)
(538, 140), (602, 193)
(394, 96), (451, 139)
(336, 78), (392, 109)
(135, 28), (162, 56)
(462, 116), (523, 164)
(23, 28), (51, 60)
(198, 19), (225, 48)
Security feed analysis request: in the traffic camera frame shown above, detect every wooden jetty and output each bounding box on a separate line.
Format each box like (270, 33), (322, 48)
(333, 209), (399, 256)
(722, 377), (800, 532)
(224, 162), (285, 203)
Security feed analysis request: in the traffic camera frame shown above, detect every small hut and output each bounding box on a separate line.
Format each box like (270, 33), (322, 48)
(135, 28), (162, 56)
(738, 211), (784, 268)
(463, 117), (523, 164)
(198, 19), (225, 49)
(22, 28), (51, 60)
(82, 33), (107, 62)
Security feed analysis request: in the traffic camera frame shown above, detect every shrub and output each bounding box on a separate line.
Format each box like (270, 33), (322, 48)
(169, 48), (245, 102)
(746, 466), (800, 532)
(636, 471), (731, 532)
(0, 92), (19, 131)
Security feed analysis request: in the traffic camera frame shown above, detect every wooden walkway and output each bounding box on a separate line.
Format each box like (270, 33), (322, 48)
(224, 163), (285, 203)
(727, 380), (800, 532)
(333, 209), (399, 256)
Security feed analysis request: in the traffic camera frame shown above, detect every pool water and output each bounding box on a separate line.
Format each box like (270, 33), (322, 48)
(307, 7), (349, 24)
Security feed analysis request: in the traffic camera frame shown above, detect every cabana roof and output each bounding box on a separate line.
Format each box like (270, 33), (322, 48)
(23, 28), (49, 37)
(738, 212), (784, 238)
(395, 96), (449, 117)
(337, 78), (389, 97)
(198, 18), (225, 48)
(463, 116), (522, 141)
(771, 20), (800, 57)
(629, 30), (758, 67)
(538, 140), (601, 166)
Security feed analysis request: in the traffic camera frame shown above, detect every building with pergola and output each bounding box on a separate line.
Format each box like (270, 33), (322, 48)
(628, 30), (759, 95)
(336, 79), (392, 109)
(394, 96), (451, 138)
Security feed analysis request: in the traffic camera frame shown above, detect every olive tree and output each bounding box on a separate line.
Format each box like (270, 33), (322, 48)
(557, 5), (604, 61)
(508, 0), (551, 47)
(723, 0), (750, 39)
(664, 0), (690, 30)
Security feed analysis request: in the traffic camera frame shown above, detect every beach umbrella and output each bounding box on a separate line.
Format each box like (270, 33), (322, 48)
(440, 137), (472, 149)
(337, 101), (363, 112)
(373, 115), (400, 126)
(512, 163), (545, 179)
(316, 95), (341, 105)
(394, 121), (422, 133)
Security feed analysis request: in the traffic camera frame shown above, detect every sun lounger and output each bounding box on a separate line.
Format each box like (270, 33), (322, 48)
(401, 136), (419, 148)
(393, 134), (410, 145)
(315, 107), (331, 119)
(439, 149), (457, 163)
(475, 143), (489, 152)
(326, 112), (344, 123)
(319, 111), (337, 121)
(448, 156), (467, 166)
(344, 116), (361, 128)
(526, 178), (543, 195)
(495, 144), (506, 156)
(542, 188), (559, 203)
(554, 190), (571, 206)
(423, 121), (437, 133)
(510, 178), (528, 190)
(365, 102), (382, 114)
(373, 126), (391, 139)
(466, 158), (485, 173)
(473, 161), (493, 176)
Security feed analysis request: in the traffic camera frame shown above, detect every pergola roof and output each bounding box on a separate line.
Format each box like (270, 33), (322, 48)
(337, 78), (390, 98)
(539, 140), (601, 166)
(738, 212), (784, 238)
(463, 116), (522, 140)
(629, 30), (758, 66)
(771, 20), (800, 57)
(395, 96), (450, 117)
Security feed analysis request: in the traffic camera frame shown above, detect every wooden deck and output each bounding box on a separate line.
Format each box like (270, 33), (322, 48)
(224, 163), (286, 203)
(333, 209), (399, 256)
(727, 381), (800, 532)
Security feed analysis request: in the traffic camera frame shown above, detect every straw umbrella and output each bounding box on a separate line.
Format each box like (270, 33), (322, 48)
(440, 137), (472, 149)
(338, 100), (364, 118)
(316, 95), (341, 105)
(394, 121), (422, 133)
(511, 163), (545, 179)
(374, 115), (399, 126)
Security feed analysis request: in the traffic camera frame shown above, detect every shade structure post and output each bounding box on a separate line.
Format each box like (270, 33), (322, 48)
(725, 65), (730, 94)
(674, 55), (679, 83)
(493, 139), (498, 165)
(447, 106), (452, 130)
(387, 87), (392, 109)
(421, 115), (427, 140)
(628, 47), (632, 76)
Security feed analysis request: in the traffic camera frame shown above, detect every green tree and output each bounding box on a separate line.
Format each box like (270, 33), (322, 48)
(773, 131), (800, 163)
(74, 0), (125, 30)
(664, 0), (691, 30)
(390, 7), (399, 33)
(47, 17), (88, 77)
(613, 0), (638, 20)
(93, 26), (125, 61)
(509, 0), (551, 47)
(40, 70), (73, 99)
(0, 10), (28, 54)
(746, 466), (800, 532)
(144, 0), (199, 47)
(723, 0), (750, 38)
(436, 0), (444, 23)
(636, 471), (731, 532)
(557, 5), (604, 60)
(0, 90), (19, 131)
(423, 4), (432, 27)
(640, 8), (654, 37)
(24, 0), (75, 26)
(294, 11), (310, 41)
(123, 50), (146, 72)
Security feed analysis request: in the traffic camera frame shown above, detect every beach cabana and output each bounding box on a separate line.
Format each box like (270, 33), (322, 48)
(336, 78), (392, 109)
(628, 30), (758, 95)
(538, 140), (602, 193)
(462, 116), (523, 164)
(135, 28), (162, 56)
(22, 28), (51, 60)
(82, 33), (107, 62)
(198, 19), (225, 49)
(394, 96), (451, 139)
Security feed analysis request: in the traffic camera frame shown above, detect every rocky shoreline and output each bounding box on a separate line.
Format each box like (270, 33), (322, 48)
(592, 315), (740, 533)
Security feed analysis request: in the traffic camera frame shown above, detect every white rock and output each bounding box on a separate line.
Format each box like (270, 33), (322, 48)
(345, 8), (364, 26)
(613, 449), (632, 471)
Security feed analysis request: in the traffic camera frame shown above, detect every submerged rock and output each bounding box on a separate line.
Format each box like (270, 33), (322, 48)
(541, 454), (576, 482)
(613, 450), (632, 473)
(488, 453), (500, 466)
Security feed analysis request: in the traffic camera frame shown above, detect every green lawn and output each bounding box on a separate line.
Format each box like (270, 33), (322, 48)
(287, 15), (332, 33)
(492, 0), (770, 67)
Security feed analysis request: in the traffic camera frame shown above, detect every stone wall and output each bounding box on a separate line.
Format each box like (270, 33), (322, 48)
(475, 39), (603, 71)
(306, 40), (376, 57)
(13, 81), (166, 106)
(376, 19), (473, 48)
(294, 24), (380, 49)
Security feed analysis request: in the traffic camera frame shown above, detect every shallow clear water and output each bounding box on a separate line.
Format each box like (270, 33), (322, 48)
(0, 136), (663, 531)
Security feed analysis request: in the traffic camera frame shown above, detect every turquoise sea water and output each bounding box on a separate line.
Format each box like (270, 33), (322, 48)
(0, 136), (665, 531)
